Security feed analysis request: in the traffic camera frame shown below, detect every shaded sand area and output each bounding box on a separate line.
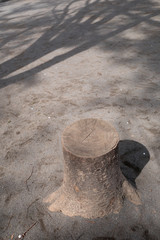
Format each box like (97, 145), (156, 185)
(0, 0), (160, 239)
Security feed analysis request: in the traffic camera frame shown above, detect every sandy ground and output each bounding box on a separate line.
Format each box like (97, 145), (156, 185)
(0, 0), (160, 239)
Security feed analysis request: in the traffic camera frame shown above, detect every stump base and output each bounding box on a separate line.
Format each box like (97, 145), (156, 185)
(45, 186), (123, 218)
(45, 181), (140, 218)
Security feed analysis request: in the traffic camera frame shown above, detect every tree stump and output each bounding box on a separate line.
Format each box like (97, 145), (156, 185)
(45, 118), (141, 218)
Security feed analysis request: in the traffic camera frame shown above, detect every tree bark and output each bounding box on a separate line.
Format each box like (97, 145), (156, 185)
(45, 118), (141, 218)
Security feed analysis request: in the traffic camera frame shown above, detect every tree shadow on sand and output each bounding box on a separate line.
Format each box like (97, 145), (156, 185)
(0, 0), (160, 89)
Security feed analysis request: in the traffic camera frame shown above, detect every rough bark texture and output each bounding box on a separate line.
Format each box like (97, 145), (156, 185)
(45, 119), (141, 218)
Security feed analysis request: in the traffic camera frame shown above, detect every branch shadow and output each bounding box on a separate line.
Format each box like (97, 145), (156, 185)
(0, 0), (11, 2)
(118, 140), (150, 187)
(1, 0), (160, 89)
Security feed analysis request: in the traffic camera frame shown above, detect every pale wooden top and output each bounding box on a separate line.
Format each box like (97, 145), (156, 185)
(62, 118), (119, 158)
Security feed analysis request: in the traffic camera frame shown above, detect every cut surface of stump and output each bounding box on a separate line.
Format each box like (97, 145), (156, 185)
(62, 118), (119, 158)
(45, 118), (141, 218)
